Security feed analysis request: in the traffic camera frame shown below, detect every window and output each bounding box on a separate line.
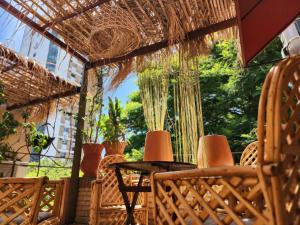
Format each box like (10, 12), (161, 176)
(46, 42), (58, 72)
(296, 19), (300, 35)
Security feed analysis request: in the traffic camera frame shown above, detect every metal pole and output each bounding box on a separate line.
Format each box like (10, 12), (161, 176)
(65, 63), (89, 223)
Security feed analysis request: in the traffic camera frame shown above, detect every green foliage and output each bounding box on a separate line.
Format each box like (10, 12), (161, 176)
(26, 158), (72, 179)
(123, 91), (147, 153)
(82, 68), (104, 143)
(23, 122), (53, 154)
(0, 143), (15, 161)
(197, 39), (282, 160)
(123, 39), (282, 161)
(0, 112), (20, 140)
(125, 148), (143, 162)
(0, 84), (20, 161)
(102, 97), (126, 142)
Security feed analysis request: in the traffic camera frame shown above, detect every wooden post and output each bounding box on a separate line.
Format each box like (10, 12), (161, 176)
(65, 64), (89, 223)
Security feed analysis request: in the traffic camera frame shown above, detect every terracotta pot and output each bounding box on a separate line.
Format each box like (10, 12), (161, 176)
(198, 135), (234, 168)
(80, 143), (103, 177)
(103, 141), (127, 155)
(143, 130), (173, 161)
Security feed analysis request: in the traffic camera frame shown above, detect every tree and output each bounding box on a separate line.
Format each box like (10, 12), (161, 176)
(198, 39), (282, 160)
(26, 158), (74, 179)
(123, 38), (282, 161)
(123, 91), (147, 153)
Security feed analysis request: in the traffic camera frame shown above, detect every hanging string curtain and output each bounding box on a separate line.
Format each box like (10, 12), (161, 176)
(173, 52), (205, 164)
(137, 59), (169, 131)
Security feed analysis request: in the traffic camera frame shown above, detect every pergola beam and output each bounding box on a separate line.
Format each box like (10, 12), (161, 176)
(0, 0), (88, 64)
(7, 87), (81, 111)
(42, 0), (110, 28)
(90, 18), (238, 68)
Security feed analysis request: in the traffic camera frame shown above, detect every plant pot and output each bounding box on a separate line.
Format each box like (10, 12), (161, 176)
(80, 143), (103, 177)
(198, 135), (234, 168)
(103, 141), (127, 155)
(143, 130), (173, 161)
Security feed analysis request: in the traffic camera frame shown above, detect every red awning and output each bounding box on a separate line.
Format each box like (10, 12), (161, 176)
(235, 0), (300, 65)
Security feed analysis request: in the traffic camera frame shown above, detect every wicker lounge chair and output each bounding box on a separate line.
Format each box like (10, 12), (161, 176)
(0, 177), (64, 225)
(151, 56), (300, 225)
(90, 154), (148, 225)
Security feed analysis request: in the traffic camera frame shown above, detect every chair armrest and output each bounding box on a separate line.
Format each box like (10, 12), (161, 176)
(92, 179), (103, 185)
(152, 166), (257, 180)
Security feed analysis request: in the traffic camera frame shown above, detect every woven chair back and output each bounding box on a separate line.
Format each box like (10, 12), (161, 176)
(257, 56), (300, 224)
(240, 141), (258, 166)
(97, 154), (128, 207)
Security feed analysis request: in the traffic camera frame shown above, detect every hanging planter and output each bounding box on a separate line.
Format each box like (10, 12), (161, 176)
(81, 143), (104, 177)
(24, 122), (55, 154)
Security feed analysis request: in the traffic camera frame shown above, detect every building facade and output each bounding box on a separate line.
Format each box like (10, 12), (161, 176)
(280, 17), (300, 56)
(19, 28), (83, 159)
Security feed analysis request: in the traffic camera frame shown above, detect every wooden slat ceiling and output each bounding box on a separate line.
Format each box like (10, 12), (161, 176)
(0, 44), (80, 110)
(0, 0), (237, 66)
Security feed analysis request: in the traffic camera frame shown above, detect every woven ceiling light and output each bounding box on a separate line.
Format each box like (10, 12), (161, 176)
(89, 4), (141, 59)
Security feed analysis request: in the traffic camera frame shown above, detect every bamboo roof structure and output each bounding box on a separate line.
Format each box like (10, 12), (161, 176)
(0, 0), (237, 68)
(0, 44), (80, 111)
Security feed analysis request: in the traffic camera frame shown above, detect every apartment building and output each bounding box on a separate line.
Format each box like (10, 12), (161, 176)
(280, 17), (300, 56)
(19, 28), (83, 159)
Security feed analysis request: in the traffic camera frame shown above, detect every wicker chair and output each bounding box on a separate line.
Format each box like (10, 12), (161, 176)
(151, 56), (300, 225)
(240, 141), (258, 166)
(0, 177), (63, 225)
(90, 154), (148, 225)
(39, 180), (65, 225)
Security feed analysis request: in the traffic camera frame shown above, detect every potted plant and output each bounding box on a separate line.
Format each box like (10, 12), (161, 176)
(80, 68), (105, 177)
(102, 97), (127, 155)
(137, 63), (173, 161)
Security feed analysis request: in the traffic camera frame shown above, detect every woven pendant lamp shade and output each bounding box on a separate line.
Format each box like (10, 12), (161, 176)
(89, 4), (141, 59)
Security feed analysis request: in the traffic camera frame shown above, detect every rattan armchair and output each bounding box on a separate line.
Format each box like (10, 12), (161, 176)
(151, 56), (300, 225)
(0, 177), (64, 225)
(90, 154), (148, 225)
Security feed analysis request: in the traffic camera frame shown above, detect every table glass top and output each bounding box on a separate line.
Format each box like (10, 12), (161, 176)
(108, 161), (197, 173)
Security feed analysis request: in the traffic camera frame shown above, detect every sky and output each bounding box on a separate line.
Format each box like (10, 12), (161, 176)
(0, 9), (138, 106)
(0, 8), (25, 51)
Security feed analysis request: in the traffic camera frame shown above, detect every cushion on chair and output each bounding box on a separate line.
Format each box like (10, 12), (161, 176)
(0, 211), (53, 224)
(37, 212), (53, 222)
(186, 216), (253, 225)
